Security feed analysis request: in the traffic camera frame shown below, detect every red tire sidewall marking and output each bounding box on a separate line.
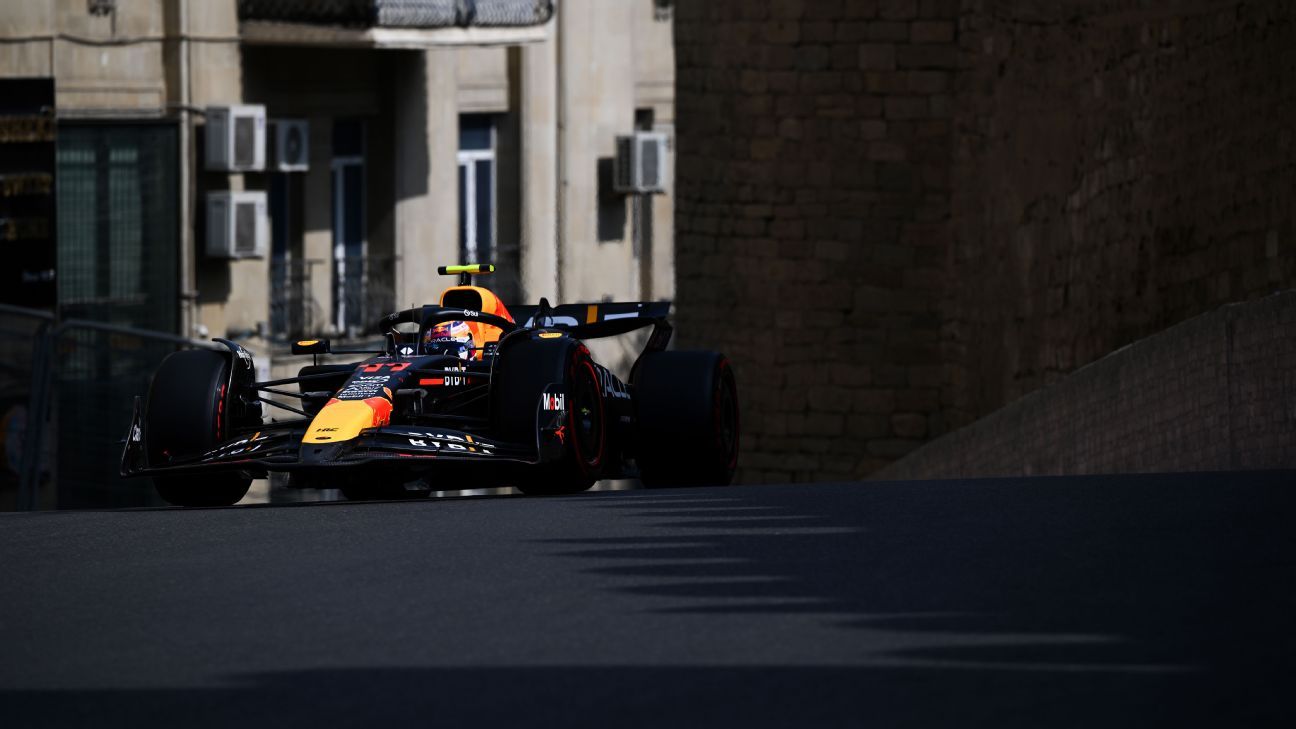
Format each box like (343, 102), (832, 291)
(568, 357), (605, 476)
(215, 382), (227, 442)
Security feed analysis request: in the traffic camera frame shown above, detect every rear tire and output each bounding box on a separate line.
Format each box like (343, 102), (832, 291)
(492, 336), (604, 496)
(145, 349), (253, 507)
(634, 351), (739, 488)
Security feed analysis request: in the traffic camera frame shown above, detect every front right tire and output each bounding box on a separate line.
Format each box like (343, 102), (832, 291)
(491, 335), (605, 496)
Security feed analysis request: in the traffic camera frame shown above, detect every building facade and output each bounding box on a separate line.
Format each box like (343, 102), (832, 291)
(0, 0), (676, 506)
(0, 0), (676, 378)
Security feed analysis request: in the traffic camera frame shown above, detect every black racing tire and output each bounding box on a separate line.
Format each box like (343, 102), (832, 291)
(491, 336), (604, 496)
(155, 475), (252, 508)
(633, 351), (739, 488)
(145, 349), (252, 507)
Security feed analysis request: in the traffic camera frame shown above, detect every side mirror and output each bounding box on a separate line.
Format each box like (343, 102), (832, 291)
(292, 339), (330, 355)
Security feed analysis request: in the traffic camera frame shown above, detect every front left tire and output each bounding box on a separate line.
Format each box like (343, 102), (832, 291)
(145, 349), (252, 507)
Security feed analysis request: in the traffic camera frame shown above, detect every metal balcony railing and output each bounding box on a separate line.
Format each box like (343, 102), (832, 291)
(336, 255), (396, 338)
(269, 259), (323, 341)
(237, 0), (555, 28)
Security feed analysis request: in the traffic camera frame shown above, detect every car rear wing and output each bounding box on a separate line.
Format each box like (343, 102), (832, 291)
(510, 300), (673, 345)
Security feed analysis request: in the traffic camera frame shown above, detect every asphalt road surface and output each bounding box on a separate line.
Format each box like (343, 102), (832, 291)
(2, 471), (1294, 728)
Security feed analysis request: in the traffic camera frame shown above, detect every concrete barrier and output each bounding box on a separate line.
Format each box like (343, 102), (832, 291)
(877, 290), (1296, 479)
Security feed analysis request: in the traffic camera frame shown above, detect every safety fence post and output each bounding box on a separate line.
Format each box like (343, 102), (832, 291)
(16, 322), (53, 511)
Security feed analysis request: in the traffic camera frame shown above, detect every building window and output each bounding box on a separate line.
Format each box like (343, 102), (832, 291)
(56, 123), (178, 331)
(268, 170), (316, 339)
(458, 114), (495, 266)
(332, 119), (365, 334)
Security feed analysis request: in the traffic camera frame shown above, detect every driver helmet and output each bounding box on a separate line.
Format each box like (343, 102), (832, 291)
(423, 320), (475, 359)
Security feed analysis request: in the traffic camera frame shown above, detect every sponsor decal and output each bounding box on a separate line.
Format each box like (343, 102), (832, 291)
(522, 315), (580, 328)
(405, 430), (496, 455)
(595, 365), (631, 400)
(542, 393), (566, 411)
(538, 332), (564, 339)
(439, 363), (469, 387)
(399, 345), (415, 356)
(337, 375), (389, 400)
(201, 431), (272, 459)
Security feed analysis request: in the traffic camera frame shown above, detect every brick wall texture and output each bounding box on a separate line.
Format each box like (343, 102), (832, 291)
(877, 291), (1296, 478)
(672, 0), (1296, 482)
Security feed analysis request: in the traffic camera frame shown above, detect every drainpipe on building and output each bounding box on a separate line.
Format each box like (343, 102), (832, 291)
(174, 0), (197, 340)
(555, 0), (566, 304)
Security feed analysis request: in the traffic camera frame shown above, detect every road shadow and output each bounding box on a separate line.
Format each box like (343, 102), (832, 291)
(3, 472), (1293, 727)
(0, 661), (1273, 729)
(538, 472), (1296, 716)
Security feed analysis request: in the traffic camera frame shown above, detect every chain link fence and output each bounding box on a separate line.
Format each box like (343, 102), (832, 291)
(0, 305), (54, 511)
(0, 304), (212, 510)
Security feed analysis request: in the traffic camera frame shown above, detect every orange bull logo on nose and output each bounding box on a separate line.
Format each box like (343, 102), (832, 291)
(303, 397), (394, 443)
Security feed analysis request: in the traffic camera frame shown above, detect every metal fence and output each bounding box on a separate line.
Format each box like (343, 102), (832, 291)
(0, 304), (211, 511)
(0, 305), (54, 511)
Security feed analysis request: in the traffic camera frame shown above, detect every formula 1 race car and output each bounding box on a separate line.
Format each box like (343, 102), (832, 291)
(121, 265), (739, 506)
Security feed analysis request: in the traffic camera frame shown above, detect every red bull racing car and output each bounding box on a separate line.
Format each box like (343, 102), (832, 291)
(121, 265), (739, 506)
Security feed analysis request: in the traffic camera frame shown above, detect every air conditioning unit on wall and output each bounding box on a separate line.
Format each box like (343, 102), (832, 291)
(270, 118), (309, 172)
(205, 105), (266, 172)
(614, 132), (670, 194)
(206, 191), (268, 259)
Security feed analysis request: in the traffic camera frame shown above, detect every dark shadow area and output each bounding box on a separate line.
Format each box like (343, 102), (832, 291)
(0, 662), (1269, 729)
(596, 156), (627, 242)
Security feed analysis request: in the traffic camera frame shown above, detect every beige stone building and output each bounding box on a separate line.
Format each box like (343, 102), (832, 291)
(0, 0), (676, 378)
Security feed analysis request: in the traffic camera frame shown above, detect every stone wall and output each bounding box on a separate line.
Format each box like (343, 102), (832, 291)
(673, 0), (960, 482)
(673, 0), (1296, 482)
(877, 290), (1296, 479)
(944, 0), (1296, 430)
